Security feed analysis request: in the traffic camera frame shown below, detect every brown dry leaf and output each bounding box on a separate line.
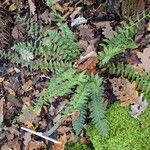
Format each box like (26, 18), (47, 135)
(70, 7), (82, 20)
(79, 25), (94, 42)
(52, 133), (67, 150)
(147, 21), (150, 31)
(78, 40), (88, 50)
(39, 9), (51, 24)
(0, 97), (5, 124)
(54, 3), (65, 13)
(102, 22), (114, 38)
(109, 77), (138, 106)
(11, 26), (19, 40)
(28, 0), (36, 16)
(23, 132), (32, 150)
(19, 109), (40, 128)
(137, 47), (150, 73)
(76, 57), (98, 74)
(22, 80), (33, 92)
(0, 76), (4, 83)
(27, 140), (46, 150)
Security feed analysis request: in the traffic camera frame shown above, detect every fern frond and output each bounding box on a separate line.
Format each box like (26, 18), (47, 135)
(89, 75), (108, 136)
(99, 19), (138, 65)
(72, 105), (87, 135)
(33, 69), (89, 111)
(107, 63), (150, 97)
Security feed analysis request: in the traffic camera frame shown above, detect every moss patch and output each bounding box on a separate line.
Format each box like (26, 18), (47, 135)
(87, 102), (150, 150)
(65, 141), (90, 150)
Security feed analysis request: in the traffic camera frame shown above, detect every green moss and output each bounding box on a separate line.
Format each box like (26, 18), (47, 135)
(87, 102), (150, 150)
(65, 141), (90, 150)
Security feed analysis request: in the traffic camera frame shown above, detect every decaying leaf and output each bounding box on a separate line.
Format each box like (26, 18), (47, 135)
(102, 22), (114, 39)
(129, 94), (148, 119)
(39, 9), (51, 24)
(70, 7), (82, 20)
(147, 21), (150, 31)
(79, 25), (94, 42)
(19, 109), (39, 128)
(23, 132), (32, 150)
(137, 47), (150, 73)
(22, 80), (33, 92)
(52, 133), (67, 150)
(0, 77), (4, 83)
(27, 140), (46, 150)
(109, 77), (138, 106)
(28, 0), (36, 16)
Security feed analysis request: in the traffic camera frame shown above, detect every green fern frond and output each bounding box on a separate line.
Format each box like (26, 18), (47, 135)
(107, 63), (150, 97)
(33, 69), (89, 111)
(89, 75), (108, 136)
(99, 19), (138, 65)
(68, 82), (90, 113)
(72, 105), (87, 135)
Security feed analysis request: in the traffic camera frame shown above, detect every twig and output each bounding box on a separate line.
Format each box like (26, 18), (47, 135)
(21, 127), (62, 144)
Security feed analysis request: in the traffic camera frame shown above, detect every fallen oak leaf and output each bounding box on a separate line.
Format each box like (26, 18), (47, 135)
(109, 77), (138, 106)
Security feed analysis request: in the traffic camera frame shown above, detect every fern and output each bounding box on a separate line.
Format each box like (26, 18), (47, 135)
(107, 63), (150, 98)
(72, 105), (87, 135)
(89, 75), (108, 136)
(99, 19), (138, 65)
(99, 12), (150, 66)
(33, 69), (89, 111)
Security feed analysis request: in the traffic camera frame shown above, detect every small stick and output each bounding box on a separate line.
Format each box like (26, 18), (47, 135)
(21, 127), (62, 144)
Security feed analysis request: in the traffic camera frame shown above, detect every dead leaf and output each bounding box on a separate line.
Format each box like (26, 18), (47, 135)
(137, 47), (150, 73)
(75, 57), (98, 74)
(147, 21), (150, 31)
(23, 132), (32, 150)
(52, 133), (67, 150)
(0, 97), (5, 124)
(70, 7), (82, 20)
(0, 77), (4, 83)
(19, 109), (40, 128)
(129, 94), (148, 119)
(39, 9), (52, 24)
(102, 22), (114, 38)
(79, 25), (94, 42)
(28, 0), (36, 16)
(11, 26), (19, 40)
(6, 94), (21, 107)
(22, 80), (33, 92)
(109, 77), (138, 106)
(78, 40), (88, 50)
(27, 140), (46, 150)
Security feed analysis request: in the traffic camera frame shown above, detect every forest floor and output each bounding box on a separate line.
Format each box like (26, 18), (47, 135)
(0, 0), (150, 150)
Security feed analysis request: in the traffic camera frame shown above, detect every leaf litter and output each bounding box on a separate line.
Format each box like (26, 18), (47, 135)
(0, 0), (150, 149)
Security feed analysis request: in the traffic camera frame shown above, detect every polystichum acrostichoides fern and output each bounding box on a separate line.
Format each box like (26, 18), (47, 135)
(1, 3), (150, 139)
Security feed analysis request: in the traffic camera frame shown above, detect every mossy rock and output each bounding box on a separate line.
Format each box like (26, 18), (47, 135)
(65, 141), (90, 150)
(87, 102), (150, 150)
